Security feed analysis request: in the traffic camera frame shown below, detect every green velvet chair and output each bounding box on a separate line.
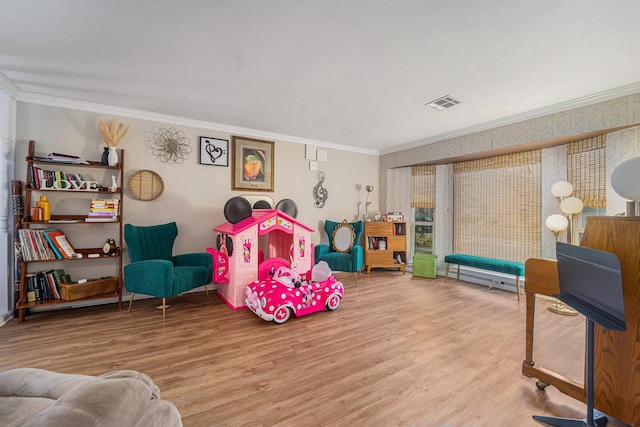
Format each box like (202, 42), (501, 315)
(314, 220), (364, 285)
(124, 222), (213, 319)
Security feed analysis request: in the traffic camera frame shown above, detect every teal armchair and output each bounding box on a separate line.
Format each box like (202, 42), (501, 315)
(314, 220), (364, 285)
(124, 222), (213, 318)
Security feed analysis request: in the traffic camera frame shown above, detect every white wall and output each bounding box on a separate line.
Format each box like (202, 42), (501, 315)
(13, 102), (380, 275)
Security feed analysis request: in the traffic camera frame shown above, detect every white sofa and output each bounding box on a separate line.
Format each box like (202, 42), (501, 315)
(0, 368), (182, 426)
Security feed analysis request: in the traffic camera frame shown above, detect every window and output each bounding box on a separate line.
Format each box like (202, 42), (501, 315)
(411, 165), (435, 259)
(453, 151), (541, 262)
(412, 207), (434, 255)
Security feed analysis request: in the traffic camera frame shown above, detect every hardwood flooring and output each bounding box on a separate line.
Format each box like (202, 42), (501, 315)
(0, 272), (630, 426)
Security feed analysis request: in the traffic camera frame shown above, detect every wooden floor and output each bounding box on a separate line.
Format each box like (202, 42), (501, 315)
(0, 272), (631, 426)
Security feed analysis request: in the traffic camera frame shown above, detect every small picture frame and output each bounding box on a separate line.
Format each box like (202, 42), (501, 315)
(199, 137), (229, 166)
(231, 136), (274, 192)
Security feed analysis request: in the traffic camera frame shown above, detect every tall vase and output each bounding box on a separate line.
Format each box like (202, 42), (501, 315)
(107, 147), (118, 166)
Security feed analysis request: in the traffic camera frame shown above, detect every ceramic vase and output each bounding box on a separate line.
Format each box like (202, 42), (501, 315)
(101, 146), (109, 165)
(107, 146), (118, 166)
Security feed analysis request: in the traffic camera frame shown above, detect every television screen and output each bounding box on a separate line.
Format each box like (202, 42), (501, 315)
(555, 242), (626, 331)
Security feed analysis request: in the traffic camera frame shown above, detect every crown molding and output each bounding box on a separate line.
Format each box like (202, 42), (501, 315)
(13, 80), (640, 157)
(15, 91), (380, 156)
(381, 81), (640, 155)
(0, 73), (19, 98)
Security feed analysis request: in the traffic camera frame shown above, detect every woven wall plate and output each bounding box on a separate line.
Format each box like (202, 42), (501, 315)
(128, 170), (164, 201)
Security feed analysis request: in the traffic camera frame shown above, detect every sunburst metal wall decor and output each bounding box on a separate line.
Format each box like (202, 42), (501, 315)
(145, 127), (192, 164)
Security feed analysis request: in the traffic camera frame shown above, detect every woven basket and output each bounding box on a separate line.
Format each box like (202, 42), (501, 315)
(60, 277), (118, 301)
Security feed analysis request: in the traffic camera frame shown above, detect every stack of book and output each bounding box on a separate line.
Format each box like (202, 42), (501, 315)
(28, 166), (86, 190)
(18, 229), (77, 261)
(86, 198), (119, 222)
(25, 269), (72, 302)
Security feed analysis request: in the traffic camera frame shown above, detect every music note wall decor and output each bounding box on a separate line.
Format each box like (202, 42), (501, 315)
(199, 136), (229, 167)
(313, 171), (329, 208)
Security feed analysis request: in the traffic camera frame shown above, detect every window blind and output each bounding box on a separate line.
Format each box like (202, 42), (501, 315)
(453, 151), (541, 262)
(411, 165), (436, 208)
(567, 135), (606, 208)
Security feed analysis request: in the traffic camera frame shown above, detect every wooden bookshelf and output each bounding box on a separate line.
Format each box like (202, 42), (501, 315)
(15, 140), (124, 323)
(364, 221), (406, 274)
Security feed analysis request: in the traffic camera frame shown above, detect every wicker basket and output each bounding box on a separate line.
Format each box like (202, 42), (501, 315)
(60, 277), (118, 301)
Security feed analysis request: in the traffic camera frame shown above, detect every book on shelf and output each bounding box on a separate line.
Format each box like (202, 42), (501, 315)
(88, 211), (117, 217)
(42, 232), (63, 259)
(46, 230), (77, 259)
(36, 272), (51, 301)
(36, 230), (57, 260)
(85, 217), (118, 222)
(31, 273), (42, 301)
(25, 273), (36, 302)
(44, 270), (61, 300)
(18, 229), (77, 261)
(25, 269), (70, 302)
(52, 268), (71, 286)
(89, 198), (119, 210)
(32, 153), (89, 164)
(18, 229), (39, 261)
(87, 198), (119, 221)
(28, 165), (86, 189)
(47, 152), (80, 159)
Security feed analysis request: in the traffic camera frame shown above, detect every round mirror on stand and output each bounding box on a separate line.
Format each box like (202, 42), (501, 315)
(332, 220), (355, 253)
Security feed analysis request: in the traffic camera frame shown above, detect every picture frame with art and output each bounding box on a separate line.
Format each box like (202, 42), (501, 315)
(199, 136), (229, 166)
(231, 136), (274, 192)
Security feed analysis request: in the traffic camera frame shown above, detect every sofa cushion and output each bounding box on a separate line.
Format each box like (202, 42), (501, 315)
(173, 266), (210, 294)
(0, 368), (182, 427)
(319, 252), (357, 272)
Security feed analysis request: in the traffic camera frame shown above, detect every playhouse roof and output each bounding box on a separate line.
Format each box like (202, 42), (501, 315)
(214, 209), (315, 236)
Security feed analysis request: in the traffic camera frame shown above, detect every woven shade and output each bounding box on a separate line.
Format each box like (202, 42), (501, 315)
(567, 135), (606, 208)
(412, 165), (436, 208)
(453, 151), (541, 262)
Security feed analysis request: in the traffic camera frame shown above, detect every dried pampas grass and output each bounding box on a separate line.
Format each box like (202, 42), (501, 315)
(99, 118), (130, 147)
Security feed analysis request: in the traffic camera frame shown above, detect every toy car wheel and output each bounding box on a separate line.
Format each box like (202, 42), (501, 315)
(273, 306), (291, 324)
(326, 293), (341, 311)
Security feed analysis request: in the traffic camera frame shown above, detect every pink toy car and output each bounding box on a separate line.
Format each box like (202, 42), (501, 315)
(245, 261), (344, 323)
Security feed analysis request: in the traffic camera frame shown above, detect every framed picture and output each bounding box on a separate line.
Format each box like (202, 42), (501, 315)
(199, 136), (229, 166)
(231, 136), (274, 192)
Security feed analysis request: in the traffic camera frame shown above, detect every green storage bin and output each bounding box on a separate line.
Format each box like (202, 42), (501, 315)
(413, 254), (438, 278)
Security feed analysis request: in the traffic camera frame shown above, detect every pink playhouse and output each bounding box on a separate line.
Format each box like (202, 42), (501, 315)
(210, 209), (314, 309)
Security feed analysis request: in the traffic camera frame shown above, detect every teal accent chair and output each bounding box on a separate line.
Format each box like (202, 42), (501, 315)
(314, 220), (364, 285)
(124, 222), (213, 319)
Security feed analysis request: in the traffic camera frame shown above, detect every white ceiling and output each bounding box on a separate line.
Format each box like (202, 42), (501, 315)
(2, 0), (640, 154)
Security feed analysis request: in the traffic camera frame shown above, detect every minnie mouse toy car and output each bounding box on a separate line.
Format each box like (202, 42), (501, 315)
(245, 261), (344, 324)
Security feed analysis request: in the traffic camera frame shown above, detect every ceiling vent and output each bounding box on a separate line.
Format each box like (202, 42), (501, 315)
(426, 95), (460, 110)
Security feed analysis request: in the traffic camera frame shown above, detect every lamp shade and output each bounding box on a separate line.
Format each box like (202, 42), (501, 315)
(611, 156), (640, 200)
(545, 214), (569, 233)
(551, 181), (573, 198)
(560, 196), (584, 215)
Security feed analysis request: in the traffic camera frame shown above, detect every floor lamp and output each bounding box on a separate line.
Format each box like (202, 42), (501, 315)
(545, 213), (575, 315)
(546, 181), (583, 316)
